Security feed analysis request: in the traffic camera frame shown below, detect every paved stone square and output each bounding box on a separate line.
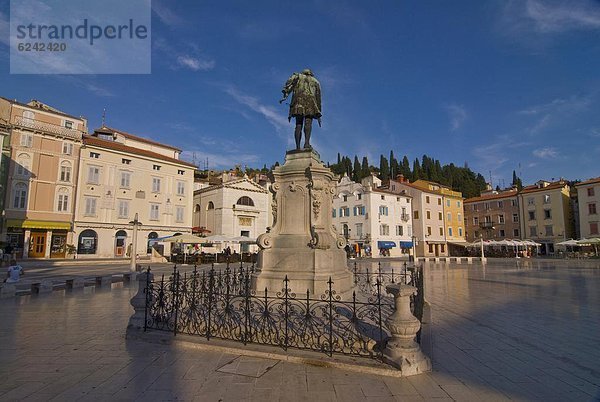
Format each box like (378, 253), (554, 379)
(0, 259), (599, 401)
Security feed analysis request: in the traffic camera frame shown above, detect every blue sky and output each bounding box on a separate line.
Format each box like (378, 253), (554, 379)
(1, 0), (599, 187)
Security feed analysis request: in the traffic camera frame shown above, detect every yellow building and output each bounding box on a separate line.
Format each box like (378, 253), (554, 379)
(1, 98), (87, 258)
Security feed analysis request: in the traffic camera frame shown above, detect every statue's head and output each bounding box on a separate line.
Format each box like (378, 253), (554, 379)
(302, 68), (314, 76)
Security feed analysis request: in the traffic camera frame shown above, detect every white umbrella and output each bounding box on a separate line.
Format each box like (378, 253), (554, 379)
(556, 239), (579, 247)
(162, 233), (205, 244)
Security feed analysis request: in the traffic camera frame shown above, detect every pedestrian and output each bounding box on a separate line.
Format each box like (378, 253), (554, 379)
(5, 259), (24, 283)
(4, 244), (13, 263)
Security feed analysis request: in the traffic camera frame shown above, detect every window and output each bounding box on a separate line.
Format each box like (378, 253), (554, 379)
(64, 120), (73, 129)
(527, 198), (534, 206)
(499, 229), (505, 237)
(357, 193), (362, 200)
(84, 197), (97, 216)
(458, 227), (463, 236)
(153, 164), (161, 171)
(528, 211), (535, 221)
(176, 206), (184, 222)
(340, 207), (350, 217)
(87, 166), (100, 184)
(543, 195), (551, 204)
(498, 214), (505, 224)
(152, 177), (161, 193)
(498, 201), (503, 208)
(78, 230), (97, 255)
(177, 181), (185, 196)
(425, 196), (430, 204)
(396, 225), (403, 236)
(473, 217), (479, 225)
(484, 215), (492, 223)
(20, 133), (33, 148)
(332, 208), (336, 218)
(513, 213), (519, 223)
(62, 142), (73, 155)
(413, 210), (419, 219)
(122, 158), (131, 165)
(380, 224), (389, 236)
(545, 225), (553, 236)
(426, 210), (431, 219)
(511, 199), (517, 207)
(427, 226), (432, 236)
(428, 244), (434, 253)
(380, 195), (385, 200)
(343, 195), (348, 202)
(118, 200), (129, 218)
(446, 199), (450, 207)
(120, 171), (131, 188)
(378, 206), (388, 216)
(343, 224), (350, 237)
(354, 206), (366, 216)
(90, 152), (100, 159)
(513, 229), (519, 237)
(207, 201), (215, 210)
(57, 189), (69, 212)
(12, 183), (27, 209)
(438, 212), (443, 220)
(178, 169), (184, 175)
(447, 212), (451, 222)
(529, 226), (537, 237)
(236, 196), (254, 206)
(590, 223), (599, 235)
(150, 204), (159, 220)
(59, 162), (72, 182)
(438, 198), (442, 206)
(484, 202), (490, 210)
(22, 110), (34, 121)
(448, 227), (453, 237)
(473, 204), (478, 211)
(439, 227), (443, 236)
(457, 201), (461, 208)
(356, 223), (363, 238)
(16, 154), (31, 176)
(589, 203), (597, 215)
(544, 209), (552, 219)
(588, 187), (595, 197)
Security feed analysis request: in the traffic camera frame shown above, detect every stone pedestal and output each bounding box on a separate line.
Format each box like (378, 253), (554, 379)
(383, 284), (431, 375)
(253, 149), (353, 296)
(127, 270), (153, 334)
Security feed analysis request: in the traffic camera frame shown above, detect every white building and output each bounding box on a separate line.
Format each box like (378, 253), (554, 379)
(332, 174), (413, 258)
(193, 174), (270, 253)
(73, 126), (196, 258)
(575, 177), (599, 239)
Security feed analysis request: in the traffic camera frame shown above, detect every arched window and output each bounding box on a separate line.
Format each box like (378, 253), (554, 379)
(59, 161), (72, 182)
(16, 153), (31, 177)
(116, 230), (127, 237)
(56, 187), (70, 212)
(343, 224), (350, 238)
(195, 204), (201, 212)
(207, 201), (215, 210)
(236, 196), (254, 207)
(147, 232), (158, 254)
(13, 182), (28, 209)
(78, 229), (98, 254)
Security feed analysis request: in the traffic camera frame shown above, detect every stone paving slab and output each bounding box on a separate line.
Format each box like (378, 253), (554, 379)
(0, 261), (599, 401)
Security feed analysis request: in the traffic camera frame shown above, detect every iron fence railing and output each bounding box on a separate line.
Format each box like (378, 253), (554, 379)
(143, 261), (424, 361)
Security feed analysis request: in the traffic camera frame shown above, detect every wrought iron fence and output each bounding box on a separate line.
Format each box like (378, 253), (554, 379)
(143, 261), (424, 361)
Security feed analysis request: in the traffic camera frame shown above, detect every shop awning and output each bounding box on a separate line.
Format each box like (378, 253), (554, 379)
(6, 219), (71, 230)
(426, 240), (446, 245)
(448, 241), (469, 247)
(377, 241), (396, 249)
(399, 241), (414, 248)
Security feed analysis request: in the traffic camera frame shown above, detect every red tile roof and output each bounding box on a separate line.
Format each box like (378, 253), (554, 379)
(83, 135), (197, 168)
(576, 177), (600, 186)
(95, 126), (182, 152)
(465, 191), (518, 204)
(520, 181), (568, 194)
(1, 96), (85, 121)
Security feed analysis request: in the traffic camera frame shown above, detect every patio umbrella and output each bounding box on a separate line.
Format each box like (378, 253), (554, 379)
(577, 238), (600, 255)
(162, 233), (206, 244)
(556, 239), (579, 247)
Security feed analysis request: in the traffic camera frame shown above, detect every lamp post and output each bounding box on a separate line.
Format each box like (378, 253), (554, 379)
(480, 233), (486, 264)
(129, 213), (142, 272)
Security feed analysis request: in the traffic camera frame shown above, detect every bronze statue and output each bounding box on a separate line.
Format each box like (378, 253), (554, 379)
(280, 69), (322, 150)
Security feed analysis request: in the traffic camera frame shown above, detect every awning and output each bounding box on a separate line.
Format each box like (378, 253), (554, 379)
(448, 241), (469, 247)
(399, 241), (414, 248)
(426, 240), (446, 245)
(377, 241), (396, 249)
(6, 219), (71, 230)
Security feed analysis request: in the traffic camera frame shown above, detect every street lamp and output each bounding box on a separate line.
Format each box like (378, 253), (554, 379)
(129, 213), (143, 272)
(480, 226), (495, 264)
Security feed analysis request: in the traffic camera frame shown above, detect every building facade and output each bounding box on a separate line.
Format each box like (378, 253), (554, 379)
(1, 98), (86, 258)
(464, 188), (520, 242)
(193, 174), (269, 253)
(333, 174), (414, 257)
(575, 177), (600, 238)
(73, 126), (196, 258)
(518, 180), (574, 255)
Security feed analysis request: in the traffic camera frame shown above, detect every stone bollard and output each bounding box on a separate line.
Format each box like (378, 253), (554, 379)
(127, 269), (153, 335)
(66, 278), (85, 290)
(31, 280), (54, 294)
(383, 283), (431, 375)
(1, 283), (16, 299)
(95, 276), (113, 288)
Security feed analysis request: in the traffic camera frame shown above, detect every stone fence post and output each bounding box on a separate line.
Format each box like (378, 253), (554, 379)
(383, 283), (431, 375)
(126, 269), (153, 336)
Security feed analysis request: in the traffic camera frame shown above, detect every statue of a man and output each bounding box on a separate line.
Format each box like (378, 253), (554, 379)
(280, 69), (322, 150)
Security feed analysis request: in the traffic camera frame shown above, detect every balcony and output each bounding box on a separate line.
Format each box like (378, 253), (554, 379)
(400, 213), (410, 222)
(479, 221), (495, 229)
(14, 116), (83, 140)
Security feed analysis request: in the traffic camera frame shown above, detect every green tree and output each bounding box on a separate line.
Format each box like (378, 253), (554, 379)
(379, 155), (390, 181)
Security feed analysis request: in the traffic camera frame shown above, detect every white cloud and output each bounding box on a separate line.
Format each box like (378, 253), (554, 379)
(225, 86), (289, 130)
(444, 103), (467, 131)
(152, 0), (184, 26)
(525, 0), (600, 33)
(533, 147), (559, 159)
(519, 94), (592, 134)
(176, 55), (215, 71)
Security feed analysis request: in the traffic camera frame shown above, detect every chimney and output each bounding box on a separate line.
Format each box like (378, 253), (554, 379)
(396, 174), (408, 183)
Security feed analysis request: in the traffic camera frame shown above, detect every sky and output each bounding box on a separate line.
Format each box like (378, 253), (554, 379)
(1, 0), (599, 188)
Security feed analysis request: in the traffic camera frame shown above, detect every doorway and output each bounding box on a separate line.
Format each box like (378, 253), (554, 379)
(50, 234), (67, 258)
(29, 232), (46, 258)
(115, 230), (127, 257)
